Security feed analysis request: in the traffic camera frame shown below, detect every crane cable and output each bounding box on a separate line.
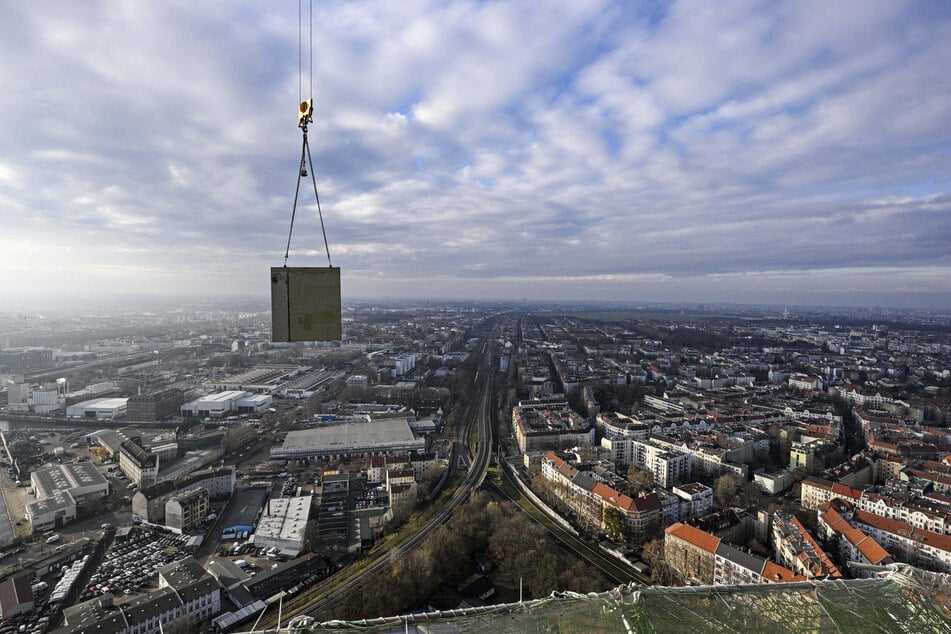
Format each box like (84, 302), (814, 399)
(284, 0), (331, 268)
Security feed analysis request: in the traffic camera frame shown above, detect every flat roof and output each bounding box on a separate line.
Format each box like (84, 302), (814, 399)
(27, 490), (75, 516)
(220, 488), (268, 531)
(72, 397), (128, 409)
(281, 418), (417, 450)
(33, 462), (108, 498)
(255, 496), (312, 544)
(199, 391), (248, 404)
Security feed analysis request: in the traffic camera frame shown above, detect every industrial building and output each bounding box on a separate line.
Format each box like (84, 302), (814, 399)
(206, 365), (301, 393)
(65, 397), (129, 420)
(180, 390), (272, 418)
(252, 495), (312, 557)
(25, 463), (110, 533)
(24, 490), (76, 533)
(81, 427), (142, 458)
(126, 388), (184, 421)
(270, 418), (424, 461)
(220, 488), (268, 539)
(30, 462), (109, 504)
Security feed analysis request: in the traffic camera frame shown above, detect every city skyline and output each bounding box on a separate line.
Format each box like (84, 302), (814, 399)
(1, 1), (950, 310)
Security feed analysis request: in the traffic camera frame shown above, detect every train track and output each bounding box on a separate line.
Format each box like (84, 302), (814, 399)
(251, 347), (495, 630)
(486, 468), (646, 586)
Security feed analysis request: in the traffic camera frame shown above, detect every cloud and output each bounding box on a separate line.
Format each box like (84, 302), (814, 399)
(0, 0), (949, 309)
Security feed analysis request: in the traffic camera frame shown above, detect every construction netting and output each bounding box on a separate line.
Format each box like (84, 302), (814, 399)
(239, 564), (951, 634)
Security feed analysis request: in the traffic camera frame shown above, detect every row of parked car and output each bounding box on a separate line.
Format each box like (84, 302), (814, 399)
(78, 529), (191, 603)
(0, 552), (76, 634)
(0, 610), (52, 634)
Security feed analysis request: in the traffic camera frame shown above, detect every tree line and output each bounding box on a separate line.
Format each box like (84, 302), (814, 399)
(319, 493), (611, 621)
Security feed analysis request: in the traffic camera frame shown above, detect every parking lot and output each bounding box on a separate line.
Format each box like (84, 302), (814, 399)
(77, 527), (190, 603)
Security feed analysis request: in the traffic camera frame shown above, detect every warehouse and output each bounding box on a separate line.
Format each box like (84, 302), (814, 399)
(65, 397), (128, 420)
(25, 490), (76, 533)
(252, 495), (312, 556)
(180, 390), (272, 418)
(270, 418), (424, 461)
(220, 488), (268, 539)
(30, 462), (109, 504)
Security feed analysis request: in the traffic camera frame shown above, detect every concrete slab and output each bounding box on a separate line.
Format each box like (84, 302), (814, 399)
(271, 266), (341, 342)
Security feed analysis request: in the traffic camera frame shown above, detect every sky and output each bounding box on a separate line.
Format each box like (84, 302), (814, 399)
(1, 0), (950, 311)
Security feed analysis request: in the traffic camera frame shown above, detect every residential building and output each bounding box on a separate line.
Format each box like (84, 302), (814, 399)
(789, 438), (841, 471)
(800, 477), (863, 511)
(686, 509), (755, 547)
(849, 507), (951, 573)
(771, 512), (842, 580)
(629, 438), (692, 488)
(665, 522), (720, 585)
(753, 468), (794, 494)
(511, 401), (595, 453)
(165, 488), (210, 532)
(672, 483), (714, 520)
(714, 543), (769, 585)
(666, 523), (805, 587)
(817, 499), (893, 577)
(387, 468), (418, 506)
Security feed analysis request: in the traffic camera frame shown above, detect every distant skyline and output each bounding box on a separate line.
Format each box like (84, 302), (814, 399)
(1, 1), (950, 311)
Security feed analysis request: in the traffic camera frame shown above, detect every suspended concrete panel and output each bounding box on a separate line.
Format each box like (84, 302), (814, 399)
(271, 266), (341, 342)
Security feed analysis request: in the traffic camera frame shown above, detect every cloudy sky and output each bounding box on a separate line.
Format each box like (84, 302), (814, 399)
(1, 1), (949, 310)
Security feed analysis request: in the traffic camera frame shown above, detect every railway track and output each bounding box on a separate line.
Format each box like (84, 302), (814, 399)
(251, 346), (495, 630)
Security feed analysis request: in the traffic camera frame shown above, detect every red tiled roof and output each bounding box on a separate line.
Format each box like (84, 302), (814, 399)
(762, 561), (807, 583)
(819, 503), (891, 566)
(831, 483), (863, 500)
(594, 485), (643, 515)
(853, 509), (951, 553)
(665, 522), (720, 554)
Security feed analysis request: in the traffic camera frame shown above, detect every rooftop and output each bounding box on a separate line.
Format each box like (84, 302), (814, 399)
(280, 418), (418, 450)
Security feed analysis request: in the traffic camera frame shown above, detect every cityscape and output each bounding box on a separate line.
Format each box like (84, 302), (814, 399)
(0, 300), (950, 631)
(2, 1), (951, 632)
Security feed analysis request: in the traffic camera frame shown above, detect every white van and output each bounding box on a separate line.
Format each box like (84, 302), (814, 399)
(45, 534), (61, 545)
